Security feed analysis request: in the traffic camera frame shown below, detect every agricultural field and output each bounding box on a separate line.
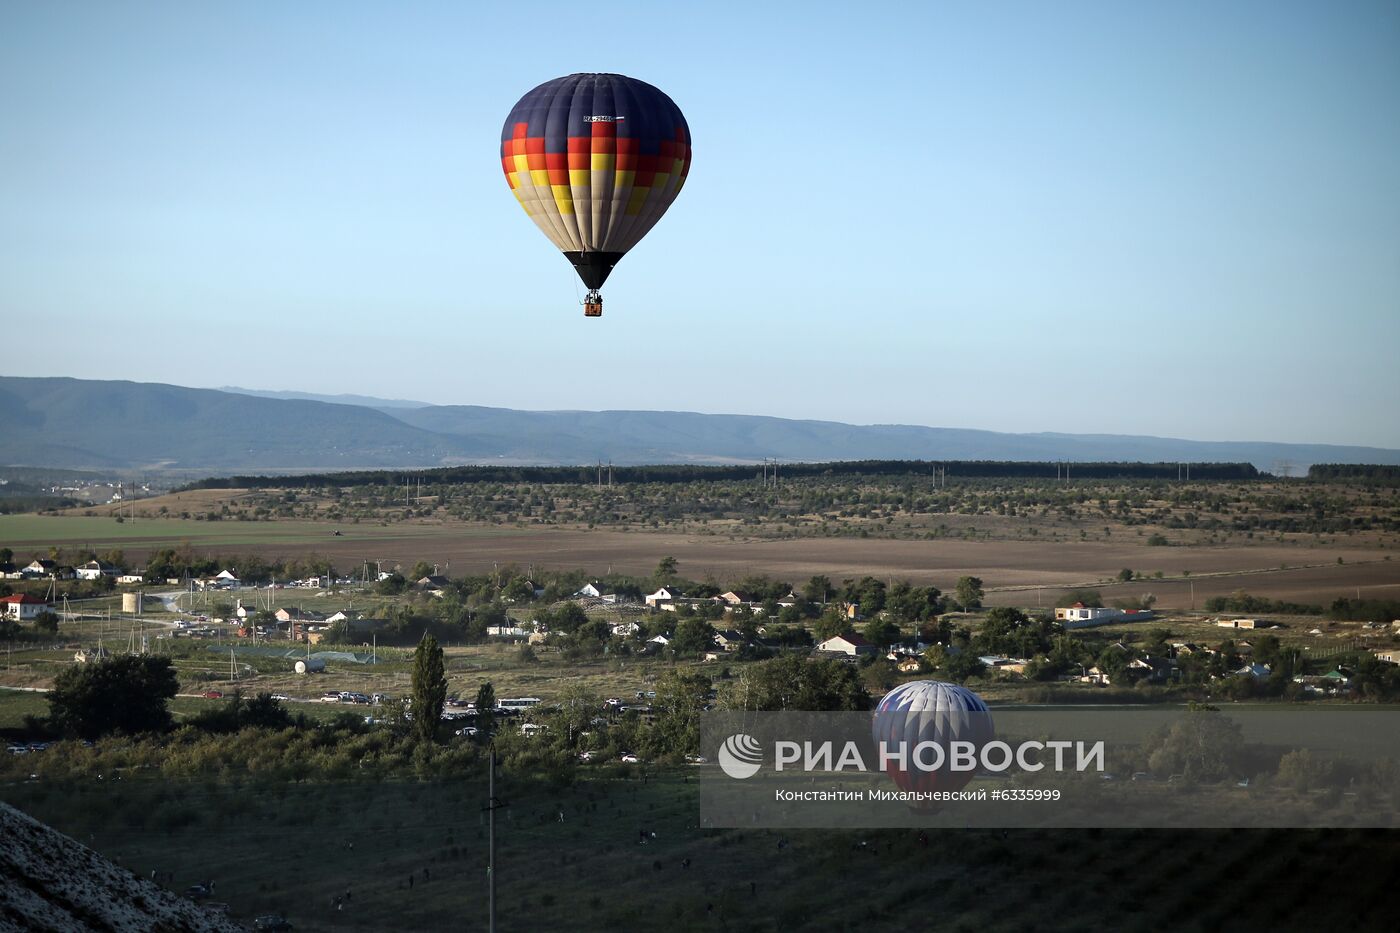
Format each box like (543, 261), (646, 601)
(6, 475), (1400, 609)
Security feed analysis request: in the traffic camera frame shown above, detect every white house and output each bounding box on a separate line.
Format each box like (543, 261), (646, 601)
(645, 587), (683, 608)
(1374, 649), (1400, 665)
(816, 633), (876, 657)
(1, 594), (49, 621)
(1235, 663), (1273, 680)
(576, 583), (603, 599)
(76, 560), (119, 581)
(649, 633), (671, 646)
(22, 559), (57, 578)
(612, 621), (642, 638)
(213, 569), (241, 588)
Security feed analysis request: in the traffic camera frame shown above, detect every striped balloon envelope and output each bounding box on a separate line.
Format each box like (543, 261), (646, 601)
(500, 73), (691, 316)
(872, 681), (995, 797)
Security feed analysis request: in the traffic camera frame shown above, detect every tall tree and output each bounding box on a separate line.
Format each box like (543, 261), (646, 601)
(410, 633), (447, 742)
(955, 575), (984, 610)
(475, 681), (496, 737)
(655, 555), (679, 582)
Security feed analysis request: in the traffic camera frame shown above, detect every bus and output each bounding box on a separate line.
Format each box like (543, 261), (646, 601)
(497, 697), (542, 713)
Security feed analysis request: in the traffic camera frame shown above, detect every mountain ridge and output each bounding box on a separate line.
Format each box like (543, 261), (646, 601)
(1, 376), (1396, 473)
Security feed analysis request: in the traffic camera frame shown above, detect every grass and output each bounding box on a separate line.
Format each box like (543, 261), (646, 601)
(1, 771), (1396, 932)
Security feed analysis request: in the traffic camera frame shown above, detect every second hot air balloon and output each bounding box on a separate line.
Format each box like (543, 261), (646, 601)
(500, 73), (692, 317)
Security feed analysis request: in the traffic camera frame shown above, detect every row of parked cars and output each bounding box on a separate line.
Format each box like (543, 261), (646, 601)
(318, 691), (391, 705)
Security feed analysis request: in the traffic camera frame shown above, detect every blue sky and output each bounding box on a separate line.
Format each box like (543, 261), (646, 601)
(3, 0), (1397, 448)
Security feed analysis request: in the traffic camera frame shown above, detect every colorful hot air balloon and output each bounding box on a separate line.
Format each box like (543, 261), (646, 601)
(871, 681), (995, 797)
(500, 73), (691, 317)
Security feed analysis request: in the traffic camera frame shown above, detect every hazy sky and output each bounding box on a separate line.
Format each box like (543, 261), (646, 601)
(3, 1), (1398, 448)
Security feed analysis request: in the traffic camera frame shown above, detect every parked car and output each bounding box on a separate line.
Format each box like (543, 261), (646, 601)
(270, 693), (291, 701)
(201, 691), (224, 700)
(319, 692), (342, 703)
(254, 916), (294, 931)
(620, 752), (640, 763)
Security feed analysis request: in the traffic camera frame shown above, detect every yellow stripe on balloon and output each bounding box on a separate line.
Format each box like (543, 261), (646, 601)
(551, 185), (575, 215)
(626, 187), (649, 216)
(568, 169), (590, 188)
(613, 169), (635, 189)
(590, 153), (615, 172)
(530, 169), (550, 187)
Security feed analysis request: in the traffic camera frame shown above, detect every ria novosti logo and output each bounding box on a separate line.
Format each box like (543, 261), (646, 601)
(717, 733), (763, 779)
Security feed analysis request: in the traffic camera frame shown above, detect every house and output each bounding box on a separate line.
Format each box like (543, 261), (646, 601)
(718, 591), (751, 607)
(816, 633), (876, 658)
(713, 630), (749, 651)
(415, 575), (450, 593)
(22, 559), (57, 578)
(576, 583), (603, 599)
(1058, 604), (1154, 629)
(1079, 665), (1112, 686)
(212, 569), (240, 588)
(1374, 649), (1400, 665)
(76, 560), (119, 581)
(323, 610), (360, 625)
(234, 600), (256, 619)
(1129, 656), (1177, 683)
(1235, 663), (1273, 680)
(1, 594), (50, 621)
(979, 656), (1031, 675)
(896, 656), (924, 673)
(276, 607), (326, 624)
(645, 587), (683, 608)
(611, 621), (642, 638)
(117, 574), (145, 585)
(487, 624), (530, 638)
(649, 633), (671, 646)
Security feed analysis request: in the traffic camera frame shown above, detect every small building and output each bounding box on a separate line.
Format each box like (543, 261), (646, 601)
(612, 621), (641, 638)
(896, 656), (923, 673)
(1374, 649), (1400, 666)
(718, 591), (751, 607)
(1235, 663), (1273, 680)
(117, 574), (145, 585)
(1217, 618), (1272, 630)
(576, 583), (603, 599)
(1, 594), (50, 621)
(22, 559), (57, 578)
(276, 606), (326, 624)
(816, 633), (877, 658)
(487, 624), (530, 638)
(213, 569), (240, 588)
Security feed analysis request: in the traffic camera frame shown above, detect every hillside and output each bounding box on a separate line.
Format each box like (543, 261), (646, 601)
(0, 801), (243, 932)
(2, 376), (1398, 473)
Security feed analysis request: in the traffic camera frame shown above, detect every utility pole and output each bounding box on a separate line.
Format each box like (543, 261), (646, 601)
(483, 745), (507, 933)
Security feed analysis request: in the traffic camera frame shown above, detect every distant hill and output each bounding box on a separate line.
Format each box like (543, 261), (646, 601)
(2, 376), (1398, 473)
(218, 386), (433, 409)
(0, 377), (471, 471)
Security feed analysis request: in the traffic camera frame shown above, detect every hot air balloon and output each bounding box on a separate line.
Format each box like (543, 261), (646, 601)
(500, 73), (691, 317)
(871, 680), (994, 796)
